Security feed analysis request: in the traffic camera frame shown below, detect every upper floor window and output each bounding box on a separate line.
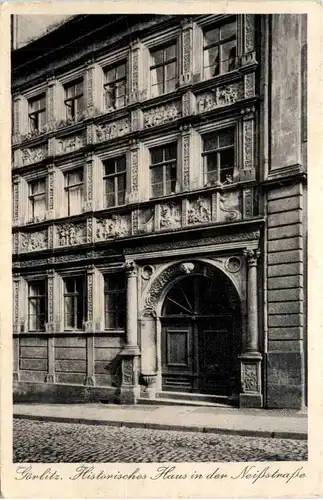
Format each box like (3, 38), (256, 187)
(63, 276), (85, 330)
(104, 61), (127, 110)
(103, 156), (126, 208)
(64, 80), (84, 120)
(150, 42), (177, 98)
(28, 280), (47, 331)
(28, 94), (46, 132)
(150, 143), (177, 198)
(104, 273), (125, 330)
(64, 169), (84, 216)
(29, 178), (46, 220)
(203, 19), (237, 79)
(202, 128), (235, 185)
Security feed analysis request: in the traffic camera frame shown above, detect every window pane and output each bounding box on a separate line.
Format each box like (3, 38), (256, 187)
(165, 144), (177, 161)
(219, 148), (234, 169)
(151, 165), (163, 184)
(151, 48), (164, 66)
(106, 67), (116, 82)
(116, 81), (126, 98)
(39, 110), (46, 127)
(67, 170), (83, 186)
(64, 278), (74, 294)
(222, 40), (237, 73)
(68, 186), (83, 215)
(76, 96), (84, 117)
(76, 295), (83, 329)
(220, 21), (236, 40)
(117, 174), (125, 193)
(165, 163), (176, 182)
(204, 46), (219, 77)
(204, 27), (219, 46)
(151, 147), (163, 165)
(116, 157), (126, 173)
(117, 189), (125, 206)
(165, 44), (176, 60)
(204, 136), (219, 152)
(151, 182), (163, 198)
(64, 296), (74, 328)
(218, 129), (234, 147)
(151, 66), (164, 97)
(105, 159), (116, 175)
(106, 192), (116, 207)
(33, 195), (46, 218)
(166, 79), (176, 93)
(116, 63), (126, 79)
(105, 85), (116, 108)
(206, 153), (218, 173)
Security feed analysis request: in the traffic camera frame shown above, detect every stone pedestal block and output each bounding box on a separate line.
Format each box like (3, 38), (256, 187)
(119, 346), (140, 404)
(239, 353), (263, 408)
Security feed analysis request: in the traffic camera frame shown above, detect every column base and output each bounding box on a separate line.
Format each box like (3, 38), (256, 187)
(119, 345), (141, 405)
(239, 393), (263, 408)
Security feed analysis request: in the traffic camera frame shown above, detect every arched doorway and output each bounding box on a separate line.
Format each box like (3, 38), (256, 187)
(160, 272), (241, 397)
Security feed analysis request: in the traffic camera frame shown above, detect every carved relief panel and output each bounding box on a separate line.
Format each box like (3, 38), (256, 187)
(20, 229), (48, 253)
(196, 82), (244, 114)
(56, 134), (85, 155)
(94, 118), (130, 143)
(21, 144), (48, 166)
(56, 222), (86, 247)
(96, 214), (131, 241)
(187, 197), (211, 225)
(143, 101), (182, 129)
(158, 202), (181, 230)
(218, 191), (242, 222)
(137, 207), (155, 235)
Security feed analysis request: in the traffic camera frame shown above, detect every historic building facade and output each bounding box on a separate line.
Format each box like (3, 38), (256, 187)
(12, 14), (307, 409)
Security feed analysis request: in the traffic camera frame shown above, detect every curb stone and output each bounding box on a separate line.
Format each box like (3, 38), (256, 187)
(13, 413), (307, 440)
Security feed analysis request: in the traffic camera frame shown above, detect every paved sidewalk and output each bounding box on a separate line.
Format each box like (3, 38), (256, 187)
(14, 403), (307, 440)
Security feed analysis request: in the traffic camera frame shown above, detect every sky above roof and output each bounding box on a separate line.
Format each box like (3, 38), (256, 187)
(14, 15), (71, 49)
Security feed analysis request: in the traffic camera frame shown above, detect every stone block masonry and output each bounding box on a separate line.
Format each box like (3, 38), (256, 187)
(266, 182), (305, 409)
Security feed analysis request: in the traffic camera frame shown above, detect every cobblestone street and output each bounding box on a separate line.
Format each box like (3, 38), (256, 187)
(13, 419), (307, 463)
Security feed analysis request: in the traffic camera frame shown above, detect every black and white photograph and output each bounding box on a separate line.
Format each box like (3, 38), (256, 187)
(2, 3), (322, 497)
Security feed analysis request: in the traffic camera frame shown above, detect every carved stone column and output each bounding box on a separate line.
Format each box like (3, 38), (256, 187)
(84, 62), (104, 117)
(128, 139), (140, 203)
(12, 94), (28, 142)
(241, 107), (256, 181)
(239, 248), (263, 408)
(45, 269), (55, 383)
(180, 19), (193, 85)
(83, 152), (93, 212)
(119, 261), (140, 404)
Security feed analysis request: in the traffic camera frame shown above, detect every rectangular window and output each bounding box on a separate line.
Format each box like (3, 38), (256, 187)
(150, 42), (177, 98)
(29, 179), (46, 220)
(150, 143), (177, 198)
(28, 280), (47, 331)
(63, 276), (85, 330)
(64, 80), (84, 120)
(28, 94), (46, 132)
(64, 169), (84, 216)
(203, 19), (237, 79)
(103, 156), (126, 208)
(202, 128), (235, 185)
(104, 274), (125, 329)
(104, 61), (127, 110)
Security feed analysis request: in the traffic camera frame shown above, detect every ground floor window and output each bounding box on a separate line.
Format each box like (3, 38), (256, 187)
(104, 273), (126, 329)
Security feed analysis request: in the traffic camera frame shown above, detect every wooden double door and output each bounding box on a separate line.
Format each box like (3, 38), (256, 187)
(161, 275), (239, 396)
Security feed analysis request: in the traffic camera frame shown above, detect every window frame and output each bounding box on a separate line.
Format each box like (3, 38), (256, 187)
(202, 127), (236, 186)
(150, 41), (178, 98)
(64, 168), (84, 216)
(27, 279), (47, 332)
(104, 60), (127, 110)
(104, 273), (126, 331)
(28, 94), (46, 132)
(203, 17), (238, 79)
(28, 178), (47, 220)
(103, 156), (126, 208)
(63, 275), (86, 331)
(149, 142), (178, 199)
(64, 79), (84, 120)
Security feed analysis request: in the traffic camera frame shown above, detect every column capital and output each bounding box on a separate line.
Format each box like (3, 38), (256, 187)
(243, 248), (260, 266)
(125, 261), (137, 277)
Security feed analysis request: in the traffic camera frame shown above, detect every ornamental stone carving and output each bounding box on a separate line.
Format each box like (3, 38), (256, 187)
(219, 193), (242, 221)
(138, 207), (154, 234)
(122, 358), (134, 385)
(243, 363), (258, 392)
(95, 118), (130, 142)
(96, 215), (130, 240)
(144, 102), (181, 128)
(243, 119), (253, 171)
(244, 14), (255, 53)
(21, 145), (47, 165)
(187, 197), (211, 224)
(57, 223), (86, 247)
(197, 83), (243, 113)
(56, 134), (84, 155)
(20, 230), (48, 253)
(160, 202), (181, 229)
